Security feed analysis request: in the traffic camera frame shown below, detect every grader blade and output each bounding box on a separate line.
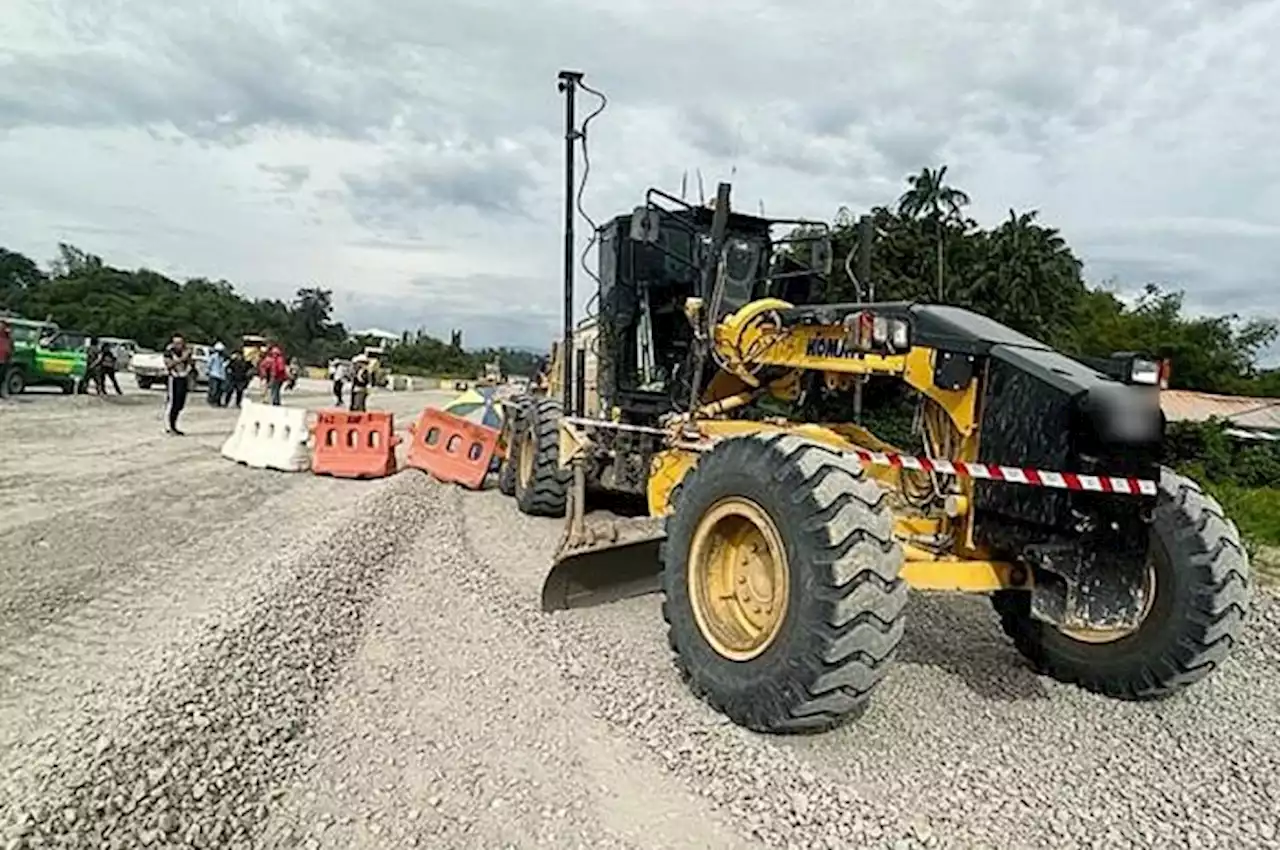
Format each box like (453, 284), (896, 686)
(541, 513), (667, 611)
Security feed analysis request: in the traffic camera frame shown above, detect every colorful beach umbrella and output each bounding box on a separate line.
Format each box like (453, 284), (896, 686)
(442, 386), (502, 428)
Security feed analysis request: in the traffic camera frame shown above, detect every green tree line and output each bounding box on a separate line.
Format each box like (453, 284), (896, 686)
(812, 165), (1279, 396)
(0, 244), (540, 378)
(2, 165), (1277, 392)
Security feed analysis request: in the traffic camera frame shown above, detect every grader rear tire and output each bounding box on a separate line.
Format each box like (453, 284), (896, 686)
(513, 398), (569, 517)
(660, 433), (908, 734)
(497, 398), (532, 497)
(498, 451), (518, 497)
(992, 468), (1250, 699)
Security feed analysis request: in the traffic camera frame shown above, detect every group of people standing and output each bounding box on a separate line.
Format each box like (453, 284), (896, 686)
(328, 355), (372, 411)
(202, 342), (262, 408)
(83, 338), (123, 395)
(202, 342), (294, 408)
(162, 338), (299, 435)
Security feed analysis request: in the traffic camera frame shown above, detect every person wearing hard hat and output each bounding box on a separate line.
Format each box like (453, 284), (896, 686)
(328, 358), (349, 406)
(349, 353), (371, 411)
(257, 344), (289, 406)
(206, 342), (229, 406)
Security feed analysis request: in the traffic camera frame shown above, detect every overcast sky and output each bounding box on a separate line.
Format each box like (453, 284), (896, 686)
(2, 0), (1277, 362)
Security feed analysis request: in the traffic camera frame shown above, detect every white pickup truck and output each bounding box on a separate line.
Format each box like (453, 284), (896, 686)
(131, 344), (210, 389)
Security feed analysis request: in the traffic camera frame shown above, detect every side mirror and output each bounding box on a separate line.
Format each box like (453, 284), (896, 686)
(629, 207), (661, 243)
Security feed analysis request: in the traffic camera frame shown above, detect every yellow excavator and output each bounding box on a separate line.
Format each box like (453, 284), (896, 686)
(500, 71), (1251, 734)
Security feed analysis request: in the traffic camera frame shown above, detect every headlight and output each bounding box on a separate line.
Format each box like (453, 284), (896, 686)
(888, 318), (910, 352)
(872, 316), (888, 346)
(843, 310), (876, 350)
(1129, 358), (1159, 385)
(842, 311), (910, 353)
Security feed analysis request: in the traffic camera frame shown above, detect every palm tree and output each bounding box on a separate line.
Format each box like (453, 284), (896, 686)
(896, 166), (971, 301)
(971, 208), (1084, 342)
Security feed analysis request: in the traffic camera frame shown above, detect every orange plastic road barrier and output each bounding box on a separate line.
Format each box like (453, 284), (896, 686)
(311, 409), (401, 479)
(405, 407), (500, 490)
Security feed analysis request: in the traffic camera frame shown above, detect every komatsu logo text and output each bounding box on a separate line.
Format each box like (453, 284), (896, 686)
(805, 337), (860, 359)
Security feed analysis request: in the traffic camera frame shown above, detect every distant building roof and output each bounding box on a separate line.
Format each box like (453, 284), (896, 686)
(352, 328), (401, 342)
(1161, 389), (1280, 433)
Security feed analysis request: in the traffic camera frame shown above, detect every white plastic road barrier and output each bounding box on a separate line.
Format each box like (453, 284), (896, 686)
(220, 400), (312, 472)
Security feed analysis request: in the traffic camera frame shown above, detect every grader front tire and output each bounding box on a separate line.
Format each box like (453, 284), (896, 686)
(660, 433), (908, 734)
(992, 468), (1250, 700)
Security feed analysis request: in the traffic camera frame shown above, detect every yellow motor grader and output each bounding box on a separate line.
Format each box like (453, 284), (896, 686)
(501, 71), (1250, 734)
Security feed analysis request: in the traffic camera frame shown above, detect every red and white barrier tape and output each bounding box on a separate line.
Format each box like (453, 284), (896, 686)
(850, 449), (1158, 496)
(564, 416), (1157, 496)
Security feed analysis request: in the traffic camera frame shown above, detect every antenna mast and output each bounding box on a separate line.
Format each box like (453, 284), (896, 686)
(556, 69), (583, 414)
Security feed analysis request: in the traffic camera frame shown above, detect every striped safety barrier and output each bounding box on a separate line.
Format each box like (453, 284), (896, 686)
(850, 449), (1158, 496)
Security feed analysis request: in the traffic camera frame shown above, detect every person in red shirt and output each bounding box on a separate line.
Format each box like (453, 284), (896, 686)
(257, 344), (289, 405)
(0, 320), (12, 399)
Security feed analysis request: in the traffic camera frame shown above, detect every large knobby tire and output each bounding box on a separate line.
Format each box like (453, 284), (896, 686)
(991, 467), (1250, 699)
(498, 397), (533, 497)
(661, 433), (908, 734)
(513, 398), (569, 517)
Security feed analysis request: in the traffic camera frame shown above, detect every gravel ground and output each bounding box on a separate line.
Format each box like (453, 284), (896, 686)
(2, 382), (1279, 849)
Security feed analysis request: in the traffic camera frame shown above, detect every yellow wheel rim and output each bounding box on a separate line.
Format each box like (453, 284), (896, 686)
(517, 428), (536, 489)
(1058, 561), (1158, 644)
(688, 497), (789, 662)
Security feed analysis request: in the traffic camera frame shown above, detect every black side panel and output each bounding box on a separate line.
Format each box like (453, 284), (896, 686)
(973, 344), (1161, 554)
(973, 348), (1078, 532)
(989, 344), (1116, 398)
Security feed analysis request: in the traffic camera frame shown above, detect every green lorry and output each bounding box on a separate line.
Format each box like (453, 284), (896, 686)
(4, 318), (88, 395)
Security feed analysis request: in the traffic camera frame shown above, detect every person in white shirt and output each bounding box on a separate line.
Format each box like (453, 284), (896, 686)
(328, 359), (348, 406)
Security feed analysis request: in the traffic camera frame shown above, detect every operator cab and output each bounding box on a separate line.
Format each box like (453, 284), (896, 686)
(594, 187), (831, 422)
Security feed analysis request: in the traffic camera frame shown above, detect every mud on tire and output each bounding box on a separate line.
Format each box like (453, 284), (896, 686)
(513, 397), (569, 517)
(991, 467), (1250, 699)
(660, 433), (908, 734)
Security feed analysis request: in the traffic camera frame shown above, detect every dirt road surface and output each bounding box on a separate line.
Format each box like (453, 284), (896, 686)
(2, 382), (1278, 849)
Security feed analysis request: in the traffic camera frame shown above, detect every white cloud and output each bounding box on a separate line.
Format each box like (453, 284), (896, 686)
(0, 0), (1277, 360)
